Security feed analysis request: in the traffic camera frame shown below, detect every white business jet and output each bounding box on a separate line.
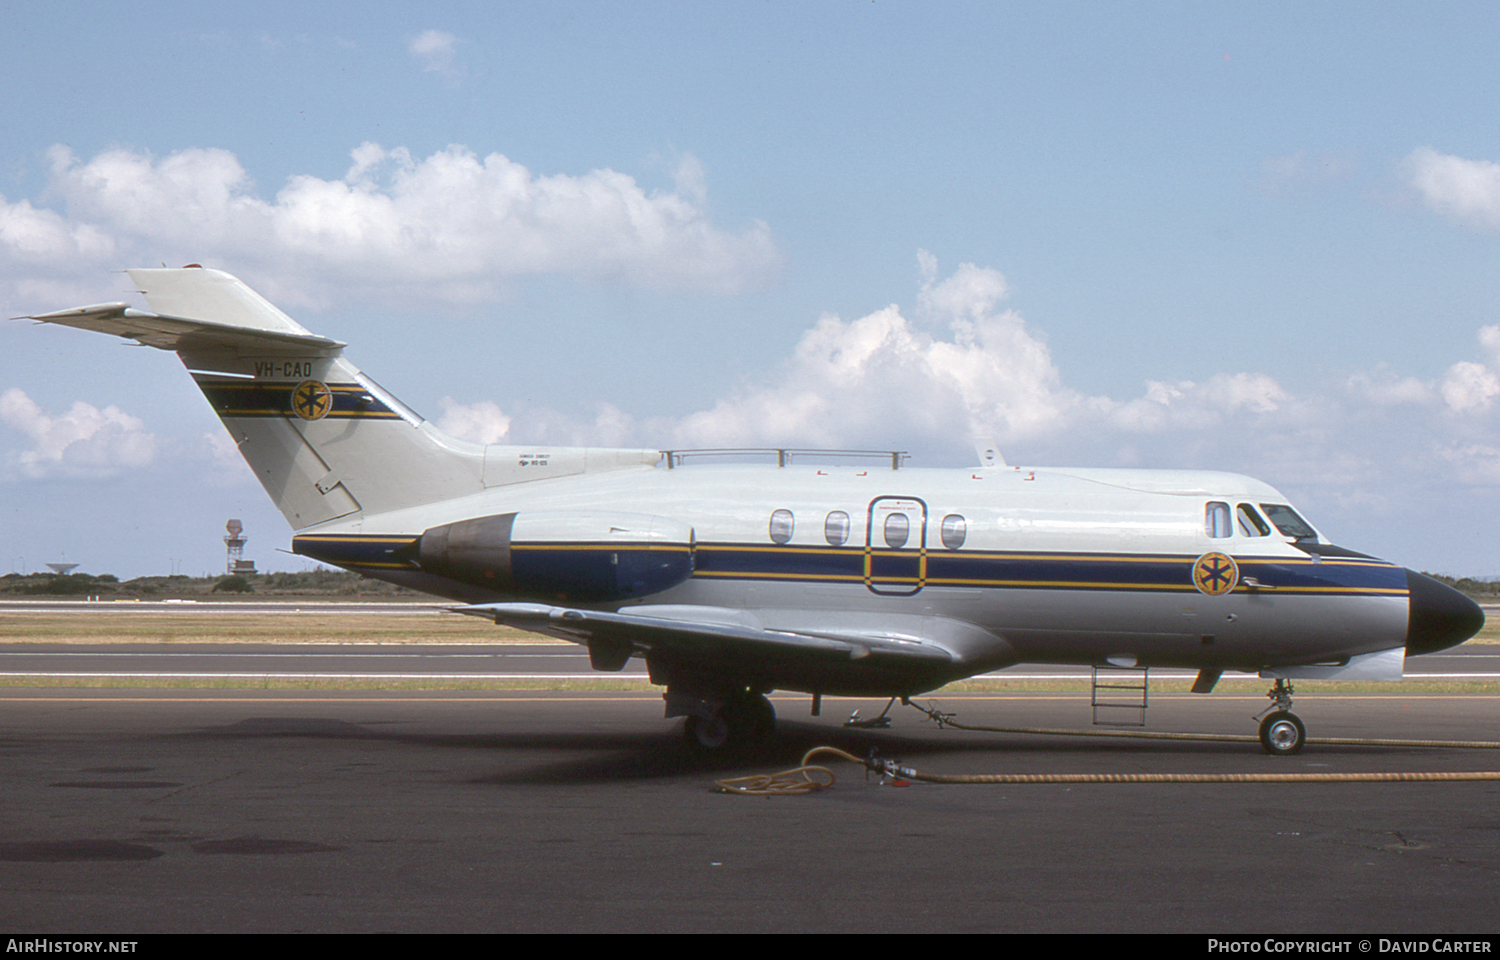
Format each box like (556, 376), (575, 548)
(28, 267), (1484, 754)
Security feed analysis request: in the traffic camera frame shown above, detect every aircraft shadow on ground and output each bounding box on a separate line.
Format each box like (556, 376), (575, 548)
(171, 713), (1395, 786)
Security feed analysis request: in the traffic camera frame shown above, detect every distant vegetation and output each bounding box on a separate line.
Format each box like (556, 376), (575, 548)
(0, 569), (425, 599)
(210, 574), (255, 594)
(1421, 573), (1500, 600)
(3, 572), (120, 596)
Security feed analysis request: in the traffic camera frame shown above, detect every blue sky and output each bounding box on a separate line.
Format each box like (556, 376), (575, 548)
(5, 2), (1500, 578)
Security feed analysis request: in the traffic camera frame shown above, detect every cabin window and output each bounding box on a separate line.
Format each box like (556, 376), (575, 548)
(769, 509), (794, 545)
(1260, 503), (1317, 540)
(1205, 502), (1232, 538)
(884, 513), (910, 549)
(1237, 503), (1270, 537)
(940, 514), (967, 550)
(824, 511), (850, 546)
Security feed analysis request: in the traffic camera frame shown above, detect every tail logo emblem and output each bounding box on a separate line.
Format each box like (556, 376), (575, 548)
(291, 380), (332, 421)
(1192, 552), (1239, 596)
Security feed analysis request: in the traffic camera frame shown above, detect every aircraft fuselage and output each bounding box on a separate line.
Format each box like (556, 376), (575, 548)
(292, 460), (1422, 697)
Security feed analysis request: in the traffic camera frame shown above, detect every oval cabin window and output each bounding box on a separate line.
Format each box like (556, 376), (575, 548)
(824, 511), (850, 546)
(884, 513), (909, 549)
(940, 514), (966, 550)
(768, 509), (794, 545)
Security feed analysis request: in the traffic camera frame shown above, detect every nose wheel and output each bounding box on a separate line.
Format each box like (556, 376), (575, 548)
(1257, 711), (1306, 755)
(1255, 679), (1306, 755)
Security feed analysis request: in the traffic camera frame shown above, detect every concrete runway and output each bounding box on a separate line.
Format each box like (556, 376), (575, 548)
(3, 686), (1500, 933)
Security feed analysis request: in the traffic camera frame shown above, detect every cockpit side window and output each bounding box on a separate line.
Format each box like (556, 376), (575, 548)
(1237, 503), (1270, 537)
(1205, 502), (1232, 538)
(1260, 503), (1317, 540)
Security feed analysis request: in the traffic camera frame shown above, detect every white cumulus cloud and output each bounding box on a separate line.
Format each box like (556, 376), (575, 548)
(1429, 326), (1500, 413)
(0, 388), (156, 478)
(1405, 147), (1500, 230)
(409, 29), (461, 79)
(632, 253), (1287, 457)
(1346, 365), (1432, 406)
(667, 263), (1071, 451)
(1107, 373), (1289, 433)
(0, 195), (115, 264)
(436, 397), (512, 445)
(1440, 360), (1500, 412)
(1436, 442), (1500, 484)
(9, 142), (779, 307)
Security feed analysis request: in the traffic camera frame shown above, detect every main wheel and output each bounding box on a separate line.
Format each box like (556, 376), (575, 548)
(683, 694), (775, 751)
(1258, 711), (1306, 756)
(683, 713), (731, 750)
(731, 693), (776, 738)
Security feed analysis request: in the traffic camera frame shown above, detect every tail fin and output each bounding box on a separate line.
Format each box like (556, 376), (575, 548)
(31, 267), (656, 530)
(31, 266), (486, 527)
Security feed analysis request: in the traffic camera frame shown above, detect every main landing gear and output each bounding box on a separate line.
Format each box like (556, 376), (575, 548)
(679, 690), (776, 751)
(656, 663), (778, 751)
(1254, 678), (1306, 756)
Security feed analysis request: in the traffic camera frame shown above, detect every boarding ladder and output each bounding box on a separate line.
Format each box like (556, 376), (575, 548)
(1091, 665), (1149, 727)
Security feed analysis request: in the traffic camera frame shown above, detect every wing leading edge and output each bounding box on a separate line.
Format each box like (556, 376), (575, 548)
(455, 601), (951, 660)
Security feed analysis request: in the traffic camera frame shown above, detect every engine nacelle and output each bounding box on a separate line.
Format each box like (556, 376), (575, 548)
(418, 511), (694, 602)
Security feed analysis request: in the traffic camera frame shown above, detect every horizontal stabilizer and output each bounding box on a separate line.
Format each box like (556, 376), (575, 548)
(26, 301), (346, 354)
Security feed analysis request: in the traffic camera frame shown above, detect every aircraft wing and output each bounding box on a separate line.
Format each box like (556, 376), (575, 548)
(452, 601), (957, 669)
(25, 302), (345, 354)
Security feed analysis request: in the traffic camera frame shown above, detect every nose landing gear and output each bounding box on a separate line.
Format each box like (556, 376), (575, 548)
(1255, 678), (1306, 755)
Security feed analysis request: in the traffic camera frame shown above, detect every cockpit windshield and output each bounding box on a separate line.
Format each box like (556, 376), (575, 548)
(1260, 503), (1318, 540)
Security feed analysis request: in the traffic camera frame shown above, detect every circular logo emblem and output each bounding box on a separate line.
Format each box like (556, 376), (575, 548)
(291, 380), (332, 421)
(1192, 552), (1239, 596)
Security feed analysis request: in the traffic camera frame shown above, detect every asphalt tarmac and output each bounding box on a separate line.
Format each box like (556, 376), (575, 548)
(4, 641), (1497, 684)
(3, 686), (1500, 933)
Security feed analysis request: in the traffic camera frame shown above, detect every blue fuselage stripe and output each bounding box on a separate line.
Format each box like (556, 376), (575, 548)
(292, 534), (1406, 597)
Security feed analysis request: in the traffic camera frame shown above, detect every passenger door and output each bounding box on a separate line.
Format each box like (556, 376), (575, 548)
(864, 496), (928, 596)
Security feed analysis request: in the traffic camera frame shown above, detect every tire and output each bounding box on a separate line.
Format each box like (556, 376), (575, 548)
(1258, 712), (1306, 756)
(733, 693), (776, 738)
(683, 714), (731, 750)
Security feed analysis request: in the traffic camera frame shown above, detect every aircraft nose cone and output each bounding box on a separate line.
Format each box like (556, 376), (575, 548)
(1405, 569), (1485, 656)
